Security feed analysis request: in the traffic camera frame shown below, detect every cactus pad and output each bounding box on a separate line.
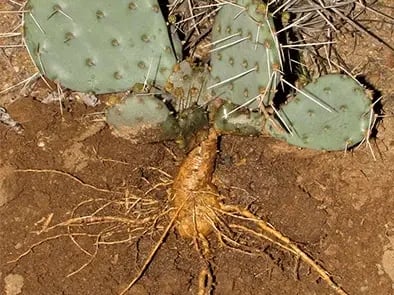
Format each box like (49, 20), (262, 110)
(208, 0), (281, 109)
(24, 0), (181, 94)
(106, 93), (179, 143)
(214, 102), (264, 136)
(266, 74), (373, 151)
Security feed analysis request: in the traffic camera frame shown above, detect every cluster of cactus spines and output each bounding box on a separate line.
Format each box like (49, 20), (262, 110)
(165, 60), (209, 112)
(23, 0), (182, 94)
(270, 0), (394, 76)
(277, 0), (394, 51)
(265, 74), (373, 151)
(208, 0), (282, 109)
(106, 92), (180, 143)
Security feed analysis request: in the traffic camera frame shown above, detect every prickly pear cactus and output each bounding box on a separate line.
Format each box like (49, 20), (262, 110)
(106, 93), (180, 143)
(24, 0), (181, 94)
(266, 74), (373, 151)
(208, 0), (281, 109)
(22, 0), (376, 152)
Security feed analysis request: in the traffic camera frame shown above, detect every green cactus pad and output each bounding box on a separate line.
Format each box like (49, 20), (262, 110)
(266, 74), (373, 151)
(106, 93), (180, 143)
(24, 0), (181, 94)
(208, 0), (281, 109)
(214, 102), (264, 136)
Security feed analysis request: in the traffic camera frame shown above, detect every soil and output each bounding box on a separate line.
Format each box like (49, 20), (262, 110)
(1, 1), (394, 295)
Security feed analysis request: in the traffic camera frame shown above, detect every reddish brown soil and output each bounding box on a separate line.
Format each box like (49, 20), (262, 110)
(1, 1), (394, 295)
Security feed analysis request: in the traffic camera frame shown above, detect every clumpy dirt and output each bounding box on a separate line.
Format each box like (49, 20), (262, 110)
(1, 1), (394, 295)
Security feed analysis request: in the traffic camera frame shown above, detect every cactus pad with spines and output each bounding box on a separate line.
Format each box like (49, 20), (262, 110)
(208, 0), (281, 109)
(214, 102), (264, 136)
(24, 0), (181, 94)
(106, 92), (180, 143)
(265, 74), (373, 151)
